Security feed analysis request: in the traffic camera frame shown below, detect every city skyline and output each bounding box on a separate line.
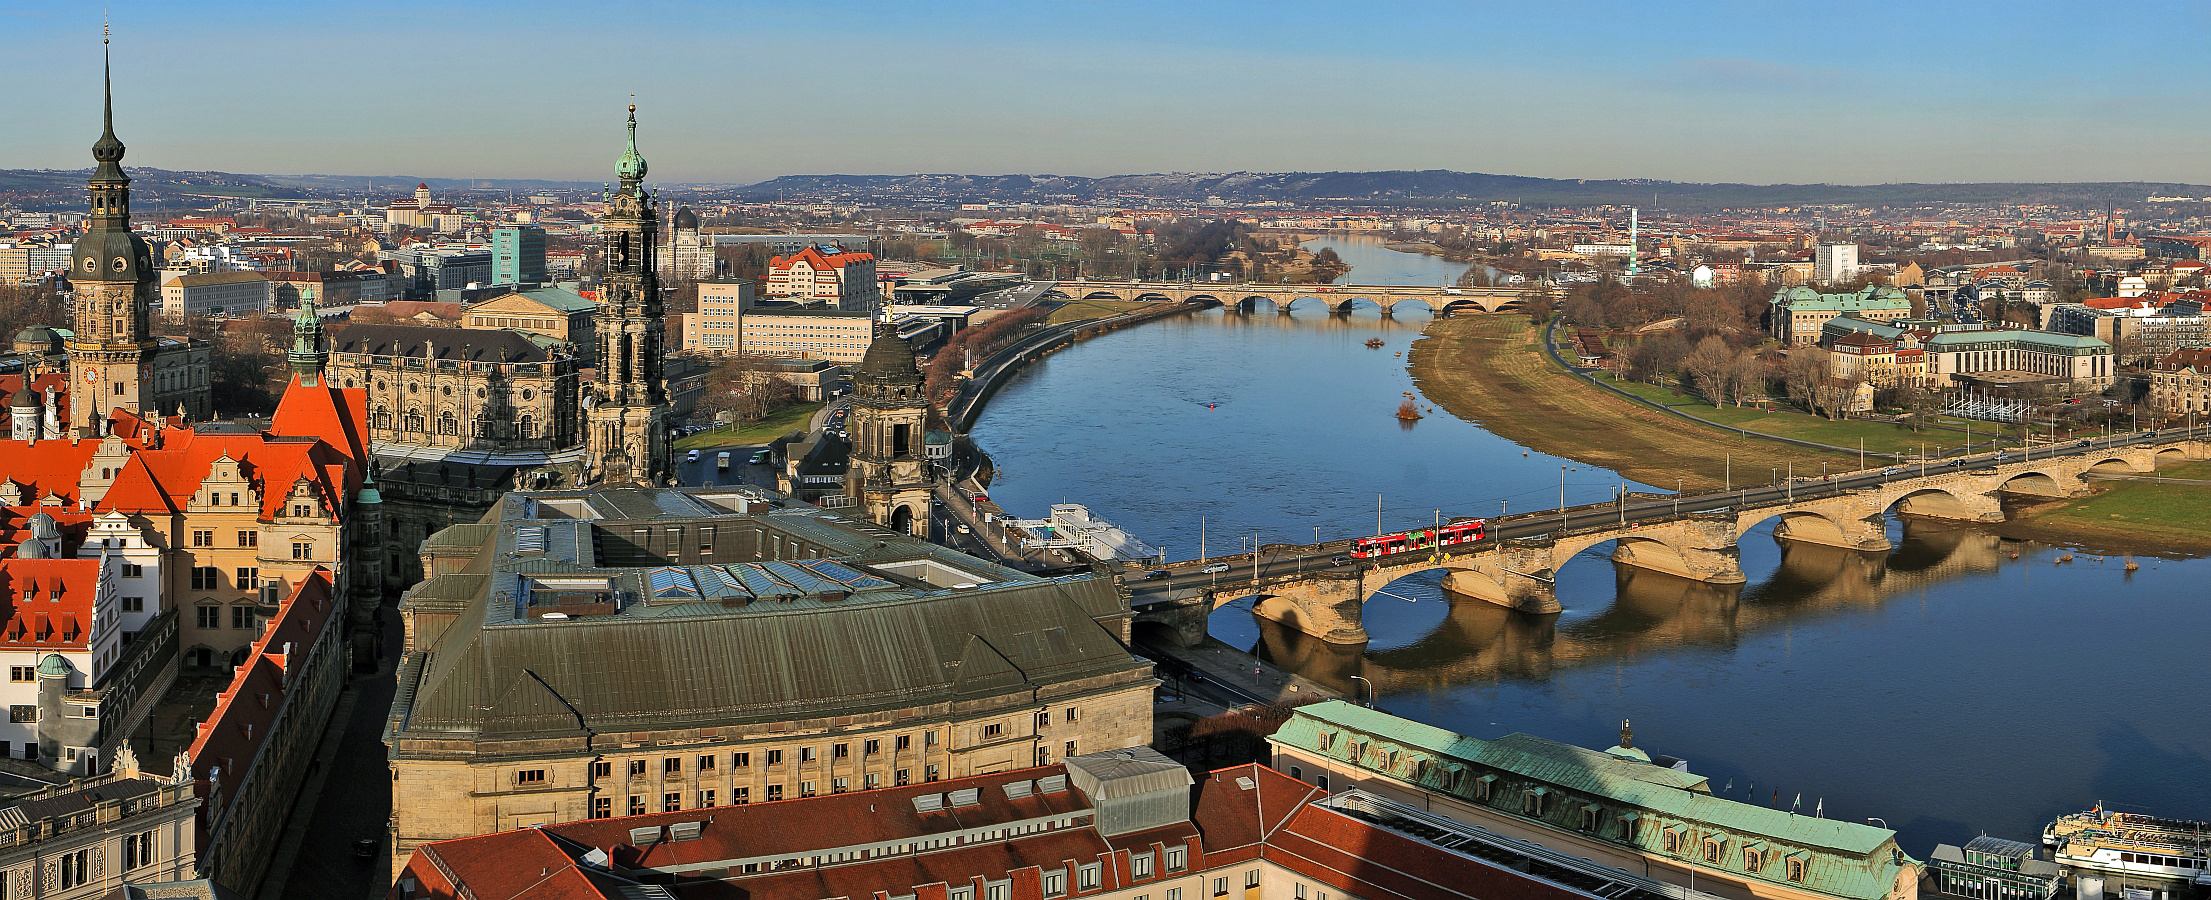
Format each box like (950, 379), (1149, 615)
(5, 1), (2211, 187)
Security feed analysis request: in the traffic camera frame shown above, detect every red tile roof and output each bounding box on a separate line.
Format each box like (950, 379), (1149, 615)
(0, 439), (102, 508)
(187, 568), (337, 831)
(268, 376), (370, 465)
(0, 557), (99, 650)
(771, 245), (875, 273)
(0, 374), (71, 435)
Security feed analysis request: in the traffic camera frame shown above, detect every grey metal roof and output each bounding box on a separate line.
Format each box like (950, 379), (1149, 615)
(394, 487), (1147, 741)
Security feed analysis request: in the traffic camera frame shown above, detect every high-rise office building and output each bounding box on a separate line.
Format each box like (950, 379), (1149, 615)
(492, 224), (547, 287)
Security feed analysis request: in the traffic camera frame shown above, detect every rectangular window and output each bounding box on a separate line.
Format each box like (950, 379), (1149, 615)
(864, 739), (880, 756)
(1168, 890), (1183, 900)
(895, 734), (912, 751)
(190, 567), (219, 590)
(628, 759), (647, 776)
(1296, 887), (1307, 900)
(237, 530), (257, 547)
(987, 883), (1008, 900)
(734, 787), (749, 804)
(1065, 707), (1079, 723)
(925, 730), (939, 746)
(951, 889), (974, 900)
(925, 765), (939, 782)
(799, 747), (816, 763)
(1213, 877), (1228, 896)
(700, 789), (716, 808)
(1037, 710), (1051, 728)
(733, 752), (750, 768)
(832, 777), (848, 794)
(125, 830), (153, 870)
(7, 667), (30, 683)
(1080, 864), (1101, 891)
(517, 769), (546, 784)
(664, 792), (681, 812)
(1066, 740), (1077, 757)
(1044, 869), (1067, 897)
(799, 781), (816, 797)
(8, 706), (33, 724)
(767, 749), (783, 766)
(896, 768), (910, 786)
(1133, 853), (1154, 879)
(121, 562), (142, 577)
(232, 606), (253, 629)
(292, 541), (313, 560)
(591, 797), (610, 818)
(191, 530), (213, 547)
(664, 757), (681, 774)
(833, 743), (849, 759)
(982, 723), (1003, 739)
(592, 761), (611, 778)
(123, 596), (145, 612)
(698, 754), (716, 771)
(1165, 846), (1187, 872)
(235, 567), (258, 589)
(1245, 870), (1260, 889)
(766, 784), (783, 801)
(628, 796), (645, 816)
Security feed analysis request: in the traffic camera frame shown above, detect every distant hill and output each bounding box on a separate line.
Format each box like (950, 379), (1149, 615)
(257, 174), (605, 194)
(734, 170), (2211, 211)
(0, 166), (306, 211)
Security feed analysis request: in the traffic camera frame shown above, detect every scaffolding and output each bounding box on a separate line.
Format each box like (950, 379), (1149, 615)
(1002, 504), (1160, 562)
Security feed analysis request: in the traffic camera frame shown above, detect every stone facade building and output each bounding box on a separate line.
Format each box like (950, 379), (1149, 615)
(1769, 285), (1912, 346)
(0, 750), (202, 899)
(845, 326), (941, 536)
(385, 485), (1156, 876)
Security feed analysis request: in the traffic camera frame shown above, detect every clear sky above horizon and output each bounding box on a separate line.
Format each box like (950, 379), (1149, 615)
(5, 0), (2209, 187)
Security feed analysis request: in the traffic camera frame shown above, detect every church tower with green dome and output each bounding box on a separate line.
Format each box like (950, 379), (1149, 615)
(584, 104), (672, 486)
(845, 323), (937, 536)
(67, 28), (159, 437)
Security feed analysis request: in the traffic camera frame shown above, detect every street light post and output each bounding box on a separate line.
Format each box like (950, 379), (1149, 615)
(1349, 674), (1374, 708)
(1675, 477), (1683, 517)
(1560, 465), (1568, 530)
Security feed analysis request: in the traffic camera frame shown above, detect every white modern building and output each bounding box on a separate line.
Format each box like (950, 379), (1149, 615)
(1815, 242), (1859, 284)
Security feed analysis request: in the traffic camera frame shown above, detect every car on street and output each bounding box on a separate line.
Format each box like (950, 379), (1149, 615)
(1330, 555), (1352, 566)
(750, 451), (771, 465)
(1881, 466), (1902, 475)
(1201, 563), (1230, 574)
(1142, 569), (1171, 580)
(686, 450), (700, 463)
(2077, 439), (2093, 447)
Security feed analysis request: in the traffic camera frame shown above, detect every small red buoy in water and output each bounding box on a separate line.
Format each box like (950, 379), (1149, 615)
(1207, 404), (1216, 409)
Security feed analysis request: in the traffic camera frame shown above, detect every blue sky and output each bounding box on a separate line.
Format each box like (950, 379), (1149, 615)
(5, 0), (2210, 186)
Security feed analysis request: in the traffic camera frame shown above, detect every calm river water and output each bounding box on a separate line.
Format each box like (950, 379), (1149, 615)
(970, 233), (2211, 856)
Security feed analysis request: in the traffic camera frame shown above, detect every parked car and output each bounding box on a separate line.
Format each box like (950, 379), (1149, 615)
(1330, 555), (1352, 567)
(1201, 562), (1230, 574)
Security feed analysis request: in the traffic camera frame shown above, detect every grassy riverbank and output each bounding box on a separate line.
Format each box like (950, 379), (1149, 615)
(1406, 316), (1856, 490)
(2001, 460), (2211, 554)
(1046, 298), (1148, 324)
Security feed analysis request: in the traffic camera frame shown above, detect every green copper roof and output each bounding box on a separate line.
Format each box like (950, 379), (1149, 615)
(616, 104), (647, 182)
(1926, 329), (2109, 350)
(1273, 701), (1917, 900)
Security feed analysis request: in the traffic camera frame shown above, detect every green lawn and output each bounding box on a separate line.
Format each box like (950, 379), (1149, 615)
(674, 402), (824, 451)
(1599, 377), (1937, 456)
(2032, 479), (2211, 541)
(1046, 298), (1148, 324)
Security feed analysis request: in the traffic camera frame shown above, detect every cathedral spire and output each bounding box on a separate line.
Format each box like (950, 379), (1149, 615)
(615, 101), (648, 186)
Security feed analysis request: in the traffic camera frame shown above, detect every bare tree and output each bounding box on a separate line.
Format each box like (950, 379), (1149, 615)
(1727, 349), (1767, 407)
(1783, 347), (1831, 412)
(1683, 336), (1733, 407)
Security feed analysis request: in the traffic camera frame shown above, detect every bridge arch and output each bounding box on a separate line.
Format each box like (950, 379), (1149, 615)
(1997, 470), (2067, 497)
(1883, 485), (1987, 520)
(1436, 298), (1494, 316)
(1076, 289), (1133, 303)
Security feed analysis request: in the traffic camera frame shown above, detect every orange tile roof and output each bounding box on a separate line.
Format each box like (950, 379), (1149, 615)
(269, 376), (370, 465)
(0, 557), (99, 650)
(187, 568), (337, 826)
(0, 439), (101, 508)
(771, 245), (874, 273)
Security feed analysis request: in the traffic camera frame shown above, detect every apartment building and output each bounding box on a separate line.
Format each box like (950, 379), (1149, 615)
(766, 246), (878, 310)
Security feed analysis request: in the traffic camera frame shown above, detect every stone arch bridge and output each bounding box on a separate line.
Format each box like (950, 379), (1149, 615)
(1041, 279), (1531, 316)
(1134, 439), (2202, 646)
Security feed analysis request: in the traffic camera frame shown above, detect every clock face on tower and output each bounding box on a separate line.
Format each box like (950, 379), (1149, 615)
(84, 366), (102, 385)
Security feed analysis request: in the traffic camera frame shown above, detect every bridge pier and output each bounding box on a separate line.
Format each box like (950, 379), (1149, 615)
(1770, 508), (1894, 552)
(1135, 597), (1212, 647)
(1440, 542), (1562, 615)
(1611, 517), (1748, 584)
(1238, 577), (1373, 646)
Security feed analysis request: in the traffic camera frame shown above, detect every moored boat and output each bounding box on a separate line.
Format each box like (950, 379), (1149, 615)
(2045, 808), (2211, 896)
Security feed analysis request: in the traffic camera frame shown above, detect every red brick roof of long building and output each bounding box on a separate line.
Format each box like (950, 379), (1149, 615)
(771, 245), (874, 273)
(394, 762), (1596, 900)
(186, 568), (336, 836)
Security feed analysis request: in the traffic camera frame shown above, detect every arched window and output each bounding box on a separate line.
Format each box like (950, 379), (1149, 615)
(373, 406), (393, 429)
(519, 416), (536, 439)
(404, 408), (424, 432)
(438, 411), (458, 435)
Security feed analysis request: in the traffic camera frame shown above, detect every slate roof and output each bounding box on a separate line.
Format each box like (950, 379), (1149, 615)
(332, 324), (555, 363)
(0, 776), (160, 828)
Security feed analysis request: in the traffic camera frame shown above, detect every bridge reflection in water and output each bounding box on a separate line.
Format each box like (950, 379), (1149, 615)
(1242, 519), (2012, 698)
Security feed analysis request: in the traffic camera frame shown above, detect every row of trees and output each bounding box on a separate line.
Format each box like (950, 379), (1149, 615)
(923, 307), (1051, 406)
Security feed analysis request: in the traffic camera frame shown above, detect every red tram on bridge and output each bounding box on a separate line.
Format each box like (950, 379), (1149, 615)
(1350, 520), (1485, 559)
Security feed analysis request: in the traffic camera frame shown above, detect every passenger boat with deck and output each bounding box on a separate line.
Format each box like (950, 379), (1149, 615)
(2044, 808), (2211, 896)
